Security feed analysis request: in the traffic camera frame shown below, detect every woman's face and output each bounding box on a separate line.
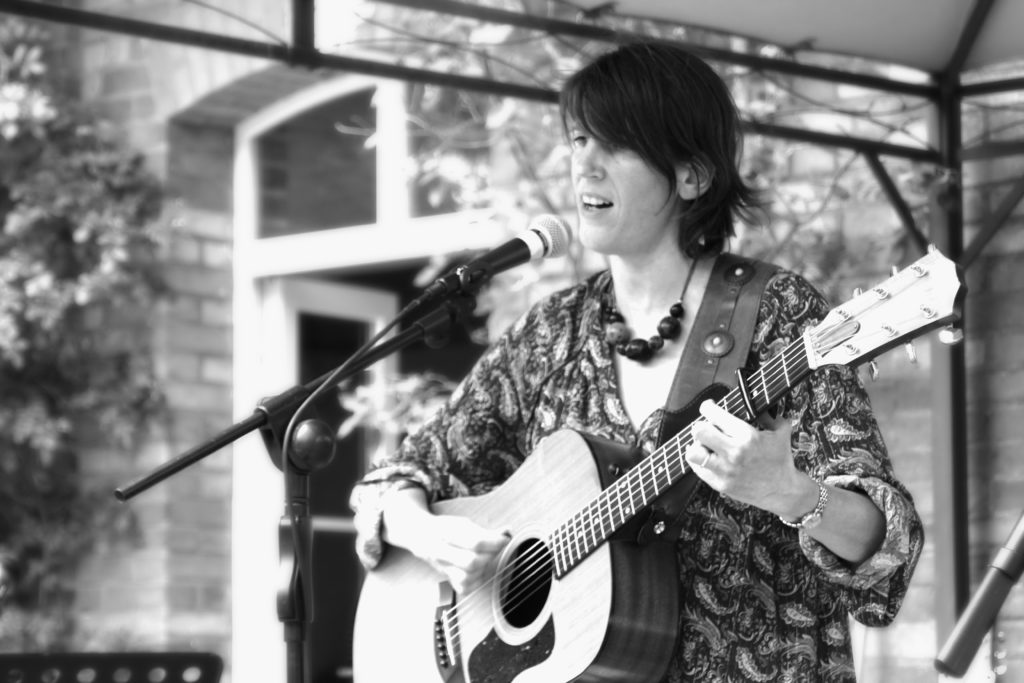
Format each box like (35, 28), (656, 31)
(569, 127), (682, 259)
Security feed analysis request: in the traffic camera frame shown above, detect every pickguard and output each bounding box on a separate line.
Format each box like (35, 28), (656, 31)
(466, 616), (555, 683)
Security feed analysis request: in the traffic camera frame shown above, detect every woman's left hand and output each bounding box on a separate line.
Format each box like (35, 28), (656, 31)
(684, 400), (815, 518)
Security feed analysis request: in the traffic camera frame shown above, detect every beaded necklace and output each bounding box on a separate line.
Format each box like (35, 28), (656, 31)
(602, 262), (698, 362)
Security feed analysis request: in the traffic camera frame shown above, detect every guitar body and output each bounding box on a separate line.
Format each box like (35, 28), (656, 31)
(353, 429), (679, 682)
(353, 247), (966, 682)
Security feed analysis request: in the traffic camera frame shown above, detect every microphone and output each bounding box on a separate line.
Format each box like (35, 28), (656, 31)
(421, 214), (572, 301)
(935, 510), (1024, 677)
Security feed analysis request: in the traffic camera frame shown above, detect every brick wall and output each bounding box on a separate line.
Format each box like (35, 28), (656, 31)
(258, 89), (378, 237)
(961, 96), (1024, 676)
(75, 0), (278, 175)
(60, 0), (276, 668)
(50, 4), (368, 677)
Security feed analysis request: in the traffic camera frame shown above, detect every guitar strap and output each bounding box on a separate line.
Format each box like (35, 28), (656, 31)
(636, 252), (779, 544)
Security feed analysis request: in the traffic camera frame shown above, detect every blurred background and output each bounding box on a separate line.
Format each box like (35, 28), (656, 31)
(1, 1), (1022, 682)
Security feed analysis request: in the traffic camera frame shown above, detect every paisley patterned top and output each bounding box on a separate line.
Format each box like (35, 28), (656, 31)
(349, 265), (924, 682)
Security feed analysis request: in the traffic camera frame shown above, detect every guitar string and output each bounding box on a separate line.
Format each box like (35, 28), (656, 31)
(526, 287), (930, 580)
(440, 359), (796, 647)
(436, 265), (936, 648)
(441, 316), (882, 649)
(442, 317), (844, 644)
(449, 273), (939, 644)
(461, 362), (780, 625)
(463, 281), (945, 651)
(440, 303), (924, 652)
(441, 325), (827, 645)
(440, 334), (813, 645)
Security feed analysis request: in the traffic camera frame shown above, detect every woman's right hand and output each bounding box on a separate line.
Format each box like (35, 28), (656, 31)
(382, 486), (509, 595)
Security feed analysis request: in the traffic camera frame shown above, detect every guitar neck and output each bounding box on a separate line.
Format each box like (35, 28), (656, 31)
(549, 334), (813, 577)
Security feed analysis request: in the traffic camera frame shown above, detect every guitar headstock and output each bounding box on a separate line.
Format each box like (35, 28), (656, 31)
(807, 247), (965, 369)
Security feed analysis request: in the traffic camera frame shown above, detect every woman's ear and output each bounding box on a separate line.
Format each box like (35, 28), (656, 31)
(675, 162), (714, 200)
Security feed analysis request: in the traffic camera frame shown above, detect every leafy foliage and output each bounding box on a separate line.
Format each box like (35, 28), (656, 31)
(346, 2), (935, 316)
(0, 17), (165, 650)
(333, 3), (939, 437)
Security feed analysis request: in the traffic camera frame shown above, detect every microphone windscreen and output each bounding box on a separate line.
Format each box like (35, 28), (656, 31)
(528, 214), (572, 258)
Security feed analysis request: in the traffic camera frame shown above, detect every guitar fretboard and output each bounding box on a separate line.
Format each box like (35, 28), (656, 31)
(548, 333), (814, 577)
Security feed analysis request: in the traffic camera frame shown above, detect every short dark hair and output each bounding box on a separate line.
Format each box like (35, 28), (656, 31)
(560, 42), (761, 257)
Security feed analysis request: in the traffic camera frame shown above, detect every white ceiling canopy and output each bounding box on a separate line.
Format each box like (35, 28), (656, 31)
(572, 0), (1023, 74)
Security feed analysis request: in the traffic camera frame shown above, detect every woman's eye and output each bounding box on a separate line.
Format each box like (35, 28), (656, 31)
(570, 134), (587, 148)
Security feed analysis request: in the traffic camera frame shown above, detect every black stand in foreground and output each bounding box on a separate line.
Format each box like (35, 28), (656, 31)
(114, 295), (476, 683)
(935, 509), (1024, 677)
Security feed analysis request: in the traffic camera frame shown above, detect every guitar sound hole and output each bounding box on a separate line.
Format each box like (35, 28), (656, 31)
(500, 538), (554, 628)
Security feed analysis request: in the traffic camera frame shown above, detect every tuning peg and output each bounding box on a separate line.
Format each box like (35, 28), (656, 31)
(868, 359), (880, 381)
(904, 341), (918, 365)
(938, 325), (964, 345)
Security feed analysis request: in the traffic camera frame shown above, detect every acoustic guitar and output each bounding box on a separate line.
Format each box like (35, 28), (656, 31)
(353, 247), (964, 683)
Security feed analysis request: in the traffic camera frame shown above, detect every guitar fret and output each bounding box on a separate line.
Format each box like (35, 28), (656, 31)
(635, 468), (649, 507)
(610, 489), (622, 522)
(610, 480), (625, 528)
(554, 334), (816, 576)
(618, 479), (626, 528)
(675, 442), (687, 478)
(574, 510), (586, 559)
(651, 458), (666, 496)
(552, 531), (565, 576)
(542, 248), (961, 578)
(723, 395), (738, 416)
(580, 509), (591, 558)
(623, 472), (636, 510)
(663, 444), (679, 481)
(577, 509), (585, 557)
(567, 514), (579, 564)
(578, 508), (590, 556)
(586, 503), (599, 549)
(578, 507), (589, 556)
(621, 475), (636, 519)
(562, 527), (572, 575)
(595, 497), (610, 541)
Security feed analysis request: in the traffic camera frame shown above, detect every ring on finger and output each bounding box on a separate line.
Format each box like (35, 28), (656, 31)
(699, 450), (711, 468)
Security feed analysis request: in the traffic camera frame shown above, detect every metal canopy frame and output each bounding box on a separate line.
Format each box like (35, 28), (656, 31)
(3, 0), (1022, 654)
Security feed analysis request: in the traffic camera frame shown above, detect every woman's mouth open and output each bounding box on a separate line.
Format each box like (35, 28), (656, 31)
(580, 193), (613, 211)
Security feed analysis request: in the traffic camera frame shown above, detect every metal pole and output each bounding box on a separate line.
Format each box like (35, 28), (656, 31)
(929, 73), (971, 651)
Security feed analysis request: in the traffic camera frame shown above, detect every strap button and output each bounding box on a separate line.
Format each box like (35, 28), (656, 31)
(702, 331), (735, 357)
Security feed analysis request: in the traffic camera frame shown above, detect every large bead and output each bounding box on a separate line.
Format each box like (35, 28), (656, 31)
(604, 321), (631, 344)
(647, 336), (664, 351)
(623, 338), (650, 359)
(657, 315), (681, 339)
(669, 301), (685, 318)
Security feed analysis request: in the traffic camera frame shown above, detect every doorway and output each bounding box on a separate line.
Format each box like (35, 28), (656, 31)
(231, 277), (397, 683)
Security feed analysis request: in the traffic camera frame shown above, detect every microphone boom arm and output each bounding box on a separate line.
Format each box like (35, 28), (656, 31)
(113, 293), (478, 500)
(936, 509), (1024, 677)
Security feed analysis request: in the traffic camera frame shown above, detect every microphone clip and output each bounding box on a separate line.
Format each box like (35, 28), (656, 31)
(455, 263), (490, 291)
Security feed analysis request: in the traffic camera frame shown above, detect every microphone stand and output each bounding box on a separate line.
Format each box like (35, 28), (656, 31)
(935, 508), (1024, 677)
(114, 292), (478, 683)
